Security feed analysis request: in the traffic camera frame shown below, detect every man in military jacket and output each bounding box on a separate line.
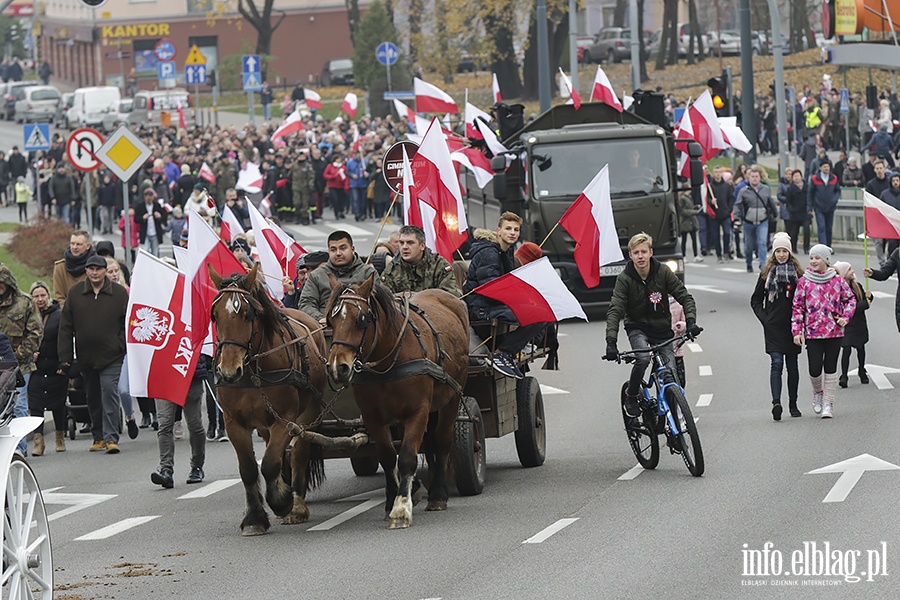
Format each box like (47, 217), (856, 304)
(381, 226), (459, 296)
(290, 151), (317, 224)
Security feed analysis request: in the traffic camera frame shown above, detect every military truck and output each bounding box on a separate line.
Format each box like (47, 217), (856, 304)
(463, 101), (699, 312)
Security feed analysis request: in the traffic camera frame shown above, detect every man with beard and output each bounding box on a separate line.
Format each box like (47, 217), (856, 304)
(52, 230), (96, 306)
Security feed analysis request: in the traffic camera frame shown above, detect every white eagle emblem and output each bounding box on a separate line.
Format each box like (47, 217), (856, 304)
(128, 306), (173, 348)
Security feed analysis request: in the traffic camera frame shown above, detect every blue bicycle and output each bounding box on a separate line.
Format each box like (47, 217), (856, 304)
(614, 332), (704, 477)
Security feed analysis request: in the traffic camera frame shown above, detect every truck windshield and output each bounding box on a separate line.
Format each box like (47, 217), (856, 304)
(530, 138), (670, 198)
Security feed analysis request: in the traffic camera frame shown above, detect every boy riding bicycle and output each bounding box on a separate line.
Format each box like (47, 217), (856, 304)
(604, 233), (702, 418)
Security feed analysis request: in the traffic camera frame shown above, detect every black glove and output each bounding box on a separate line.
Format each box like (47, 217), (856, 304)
(603, 340), (619, 361)
(686, 320), (703, 338)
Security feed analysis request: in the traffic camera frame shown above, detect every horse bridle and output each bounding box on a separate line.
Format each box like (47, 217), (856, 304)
(211, 286), (260, 366)
(329, 290), (378, 363)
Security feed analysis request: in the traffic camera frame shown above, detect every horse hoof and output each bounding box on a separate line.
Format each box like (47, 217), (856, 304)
(425, 500), (447, 512)
(282, 513), (309, 525)
(388, 517), (411, 529)
(241, 525), (269, 536)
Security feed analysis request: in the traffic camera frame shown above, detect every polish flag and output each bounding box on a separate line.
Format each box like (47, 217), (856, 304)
(623, 92), (634, 110)
(492, 73), (502, 103)
(864, 191), (900, 239)
(236, 162), (264, 194)
(393, 98), (418, 123)
(127, 251), (200, 405)
(182, 211), (247, 354)
(419, 199), (439, 253)
(272, 109), (305, 141)
(414, 77), (458, 114)
(472, 257), (588, 325)
(341, 93), (358, 118)
(247, 200), (305, 298)
(589, 65), (623, 112)
(700, 170), (717, 218)
(176, 104), (187, 129)
(558, 68), (581, 110)
(688, 90), (727, 161)
(411, 117), (468, 261)
(304, 89), (322, 110)
(401, 145), (422, 227)
(172, 246), (215, 358)
(199, 161), (216, 183)
(219, 204), (245, 243)
(717, 116), (753, 153)
(474, 118), (508, 156)
(451, 147), (492, 189)
(465, 101), (491, 139)
(558, 164), (624, 288)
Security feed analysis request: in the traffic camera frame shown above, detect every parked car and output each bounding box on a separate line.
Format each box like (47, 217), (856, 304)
(583, 27), (633, 64)
(67, 86), (121, 130)
(54, 93), (73, 127)
(3, 82), (37, 121)
(321, 59), (354, 86)
(131, 89), (195, 128)
(648, 24), (709, 59)
(101, 99), (134, 133)
(709, 30), (763, 56)
(575, 36), (594, 63)
(14, 86), (61, 123)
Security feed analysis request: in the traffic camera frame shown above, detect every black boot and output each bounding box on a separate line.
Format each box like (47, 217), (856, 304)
(789, 400), (802, 418)
(839, 375), (848, 388)
(860, 369), (869, 384)
(772, 402), (783, 421)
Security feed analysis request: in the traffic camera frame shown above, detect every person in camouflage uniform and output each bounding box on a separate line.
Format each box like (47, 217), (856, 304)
(0, 264), (44, 454)
(380, 225), (460, 297)
(213, 152), (238, 202)
(290, 151), (317, 225)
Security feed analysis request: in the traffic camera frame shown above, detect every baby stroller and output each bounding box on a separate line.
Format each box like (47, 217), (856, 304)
(65, 373), (123, 440)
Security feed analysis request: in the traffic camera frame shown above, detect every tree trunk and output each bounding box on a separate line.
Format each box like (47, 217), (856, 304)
(238, 0), (287, 56)
(687, 0), (704, 64)
(638, 0), (649, 82)
(407, 0), (423, 69)
(655, 0), (677, 71)
(345, 0), (361, 47)
(613, 0), (628, 28)
(484, 12), (522, 99)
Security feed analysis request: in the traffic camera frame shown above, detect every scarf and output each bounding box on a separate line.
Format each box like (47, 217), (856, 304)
(63, 247), (95, 278)
(803, 268), (836, 284)
(765, 263), (798, 303)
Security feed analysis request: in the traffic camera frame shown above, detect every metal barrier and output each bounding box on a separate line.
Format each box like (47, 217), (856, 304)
(766, 184), (868, 244)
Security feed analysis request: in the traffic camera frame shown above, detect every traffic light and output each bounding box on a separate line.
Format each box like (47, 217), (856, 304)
(707, 69), (730, 116)
(207, 69), (216, 88)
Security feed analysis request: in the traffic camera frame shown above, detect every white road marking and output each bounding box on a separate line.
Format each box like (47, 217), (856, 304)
(177, 478), (242, 499)
(686, 262), (709, 268)
(339, 488), (382, 502)
(540, 384), (569, 395)
(806, 454), (900, 503)
(871, 291), (894, 299)
(43, 492), (117, 522)
(522, 518), (579, 544)
(687, 343), (702, 353)
(75, 516), (160, 541)
(850, 365), (900, 390)
(307, 499), (382, 531)
(719, 267), (748, 273)
(696, 394), (713, 407)
(685, 284), (728, 294)
(618, 465), (644, 480)
(698, 365), (712, 376)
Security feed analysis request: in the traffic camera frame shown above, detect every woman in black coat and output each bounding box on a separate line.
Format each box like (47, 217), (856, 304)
(26, 282), (68, 454)
(864, 248), (900, 332)
(834, 262), (870, 387)
(782, 169), (808, 254)
(750, 232), (804, 421)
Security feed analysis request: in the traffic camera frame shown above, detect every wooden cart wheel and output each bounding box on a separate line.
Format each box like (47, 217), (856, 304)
(515, 376), (546, 468)
(3, 455), (53, 599)
(350, 456), (380, 476)
(453, 397), (485, 496)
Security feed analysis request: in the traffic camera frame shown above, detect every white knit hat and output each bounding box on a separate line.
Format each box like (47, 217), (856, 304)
(771, 232), (792, 253)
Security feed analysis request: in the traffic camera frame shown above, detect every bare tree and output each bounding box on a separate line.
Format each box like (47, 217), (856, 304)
(655, 0), (678, 70)
(346, 0), (361, 46)
(238, 0), (287, 55)
(638, 0), (649, 82)
(613, 0), (627, 28)
(686, 0), (705, 65)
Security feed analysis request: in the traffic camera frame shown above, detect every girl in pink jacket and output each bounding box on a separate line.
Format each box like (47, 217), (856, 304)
(791, 244), (856, 418)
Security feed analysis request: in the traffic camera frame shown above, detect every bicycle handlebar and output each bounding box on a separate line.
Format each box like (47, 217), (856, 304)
(606, 331), (700, 364)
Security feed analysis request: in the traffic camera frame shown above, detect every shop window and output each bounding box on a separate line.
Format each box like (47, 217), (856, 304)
(133, 39), (160, 78)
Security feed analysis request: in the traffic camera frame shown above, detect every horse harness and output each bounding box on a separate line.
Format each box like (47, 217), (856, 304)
(329, 289), (465, 398)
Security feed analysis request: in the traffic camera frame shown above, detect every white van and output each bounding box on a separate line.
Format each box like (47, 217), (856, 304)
(67, 86), (121, 130)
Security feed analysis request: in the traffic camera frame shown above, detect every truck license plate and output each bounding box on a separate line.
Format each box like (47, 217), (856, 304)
(600, 264), (625, 277)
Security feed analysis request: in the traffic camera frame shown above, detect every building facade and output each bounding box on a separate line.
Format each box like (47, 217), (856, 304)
(37, 0), (362, 91)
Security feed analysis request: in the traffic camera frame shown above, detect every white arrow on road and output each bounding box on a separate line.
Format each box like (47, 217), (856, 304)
(42, 489), (117, 521)
(685, 284), (727, 294)
(849, 364), (900, 390)
(806, 454), (900, 503)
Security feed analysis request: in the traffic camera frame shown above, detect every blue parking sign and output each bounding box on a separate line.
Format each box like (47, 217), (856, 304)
(158, 61), (175, 80)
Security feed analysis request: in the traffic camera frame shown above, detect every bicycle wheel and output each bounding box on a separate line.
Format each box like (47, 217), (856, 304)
(3, 455), (53, 599)
(666, 385), (705, 477)
(620, 383), (659, 469)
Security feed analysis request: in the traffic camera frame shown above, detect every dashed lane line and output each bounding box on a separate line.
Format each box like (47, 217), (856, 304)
(719, 267), (748, 273)
(618, 465), (644, 480)
(687, 343), (702, 353)
(307, 499), (382, 531)
(177, 478), (242, 499)
(75, 516), (160, 541)
(696, 394), (713, 407)
(522, 518), (579, 544)
(699, 365), (712, 376)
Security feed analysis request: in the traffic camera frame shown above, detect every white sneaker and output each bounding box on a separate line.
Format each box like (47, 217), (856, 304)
(174, 421), (184, 439)
(812, 392), (823, 414)
(822, 402), (833, 418)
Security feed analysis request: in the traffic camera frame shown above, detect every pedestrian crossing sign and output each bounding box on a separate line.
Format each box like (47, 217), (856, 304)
(243, 72), (261, 92)
(94, 125), (152, 182)
(23, 123), (50, 151)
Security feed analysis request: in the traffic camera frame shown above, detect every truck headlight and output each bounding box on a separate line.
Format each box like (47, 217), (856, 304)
(664, 259), (683, 273)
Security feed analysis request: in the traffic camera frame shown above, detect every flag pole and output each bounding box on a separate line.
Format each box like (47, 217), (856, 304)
(365, 189), (401, 264)
(864, 199), (870, 292)
(539, 221), (561, 248)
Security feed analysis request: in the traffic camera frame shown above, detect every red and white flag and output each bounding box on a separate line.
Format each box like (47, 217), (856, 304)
(401, 145), (423, 227)
(465, 101), (491, 140)
(700, 170), (717, 218)
(272, 109), (305, 141)
(199, 161), (216, 183)
(589, 65), (623, 112)
(558, 68), (581, 110)
(717, 116), (752, 153)
(414, 77), (458, 114)
(492, 73), (502, 103)
(182, 211), (246, 353)
(864, 191), (900, 239)
(687, 91), (727, 161)
(419, 199), (439, 253)
(304, 89), (322, 110)
(236, 162), (264, 194)
(393, 98), (417, 123)
(474, 118), (508, 156)
(247, 200), (306, 298)
(219, 204), (245, 243)
(127, 251), (200, 405)
(341, 93), (358, 118)
(176, 104), (187, 129)
(472, 257), (588, 325)
(451, 147), (492, 189)
(411, 117), (468, 261)
(558, 164), (624, 288)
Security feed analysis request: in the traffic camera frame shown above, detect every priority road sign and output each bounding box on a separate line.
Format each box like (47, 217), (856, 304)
(242, 55), (260, 74)
(94, 125), (152, 182)
(242, 72), (262, 92)
(158, 61), (175, 81)
(186, 64), (207, 85)
(23, 123), (50, 151)
(376, 42), (399, 66)
(66, 128), (105, 172)
(184, 44), (206, 66)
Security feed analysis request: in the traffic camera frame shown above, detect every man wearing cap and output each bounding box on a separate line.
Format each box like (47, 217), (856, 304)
(299, 231), (376, 321)
(381, 225), (459, 296)
(230, 237), (254, 268)
(52, 230), (96, 307)
(134, 188), (168, 257)
(282, 251), (327, 309)
(58, 254), (129, 454)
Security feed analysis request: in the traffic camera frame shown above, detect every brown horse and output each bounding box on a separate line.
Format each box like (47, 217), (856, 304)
(325, 274), (469, 529)
(209, 263), (327, 536)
